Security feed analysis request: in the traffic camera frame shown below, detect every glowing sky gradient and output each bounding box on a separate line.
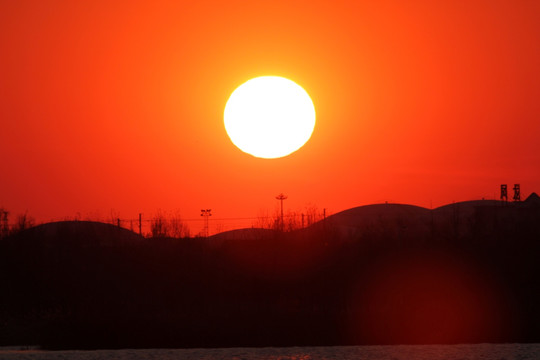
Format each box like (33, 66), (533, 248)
(1, 1), (539, 233)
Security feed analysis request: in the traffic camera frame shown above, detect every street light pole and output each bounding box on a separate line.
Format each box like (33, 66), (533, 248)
(275, 193), (287, 231)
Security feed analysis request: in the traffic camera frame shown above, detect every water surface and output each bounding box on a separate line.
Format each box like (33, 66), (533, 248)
(1, 343), (539, 360)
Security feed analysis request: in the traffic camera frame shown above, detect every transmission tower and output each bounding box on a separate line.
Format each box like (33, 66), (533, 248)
(1, 211), (8, 238)
(200, 209), (212, 237)
(500, 184), (508, 202)
(513, 184), (521, 202)
(275, 193), (288, 231)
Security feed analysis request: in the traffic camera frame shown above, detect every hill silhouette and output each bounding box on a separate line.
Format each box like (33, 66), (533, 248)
(209, 227), (277, 242)
(10, 220), (144, 247)
(1, 199), (539, 349)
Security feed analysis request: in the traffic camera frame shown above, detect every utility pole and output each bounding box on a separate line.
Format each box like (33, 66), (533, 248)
(138, 213), (142, 236)
(276, 193), (288, 231)
(200, 209), (212, 237)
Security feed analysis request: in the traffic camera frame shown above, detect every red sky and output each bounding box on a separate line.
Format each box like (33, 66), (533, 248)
(1, 1), (539, 234)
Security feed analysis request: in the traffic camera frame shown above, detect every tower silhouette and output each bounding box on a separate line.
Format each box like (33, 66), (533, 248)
(513, 184), (521, 202)
(501, 184), (508, 202)
(275, 193), (288, 231)
(200, 209), (212, 237)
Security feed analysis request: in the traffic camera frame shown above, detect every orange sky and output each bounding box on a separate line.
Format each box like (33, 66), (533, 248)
(1, 1), (539, 234)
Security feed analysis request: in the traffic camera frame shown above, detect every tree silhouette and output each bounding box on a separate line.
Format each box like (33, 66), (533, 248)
(12, 211), (34, 234)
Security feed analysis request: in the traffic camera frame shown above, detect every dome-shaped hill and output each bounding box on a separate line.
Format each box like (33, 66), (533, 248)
(329, 203), (431, 227)
(209, 227), (277, 242)
(433, 199), (515, 229)
(319, 203), (433, 241)
(5, 221), (144, 247)
(434, 199), (505, 215)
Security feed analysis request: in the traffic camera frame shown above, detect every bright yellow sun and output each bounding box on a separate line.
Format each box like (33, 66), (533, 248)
(224, 76), (316, 159)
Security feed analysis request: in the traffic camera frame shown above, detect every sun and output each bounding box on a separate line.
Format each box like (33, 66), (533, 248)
(224, 76), (316, 159)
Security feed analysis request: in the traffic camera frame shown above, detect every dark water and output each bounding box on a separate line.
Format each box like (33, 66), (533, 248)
(0, 344), (539, 360)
